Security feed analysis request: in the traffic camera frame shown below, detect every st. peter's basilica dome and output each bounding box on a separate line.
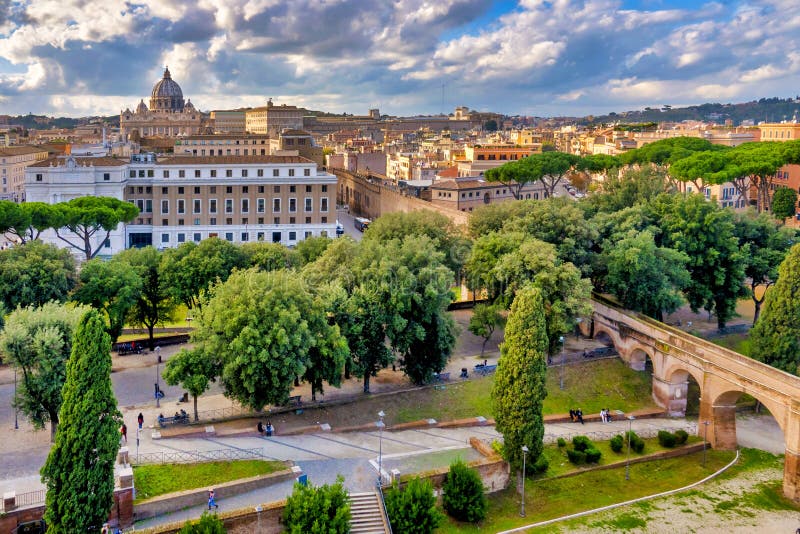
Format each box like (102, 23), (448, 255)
(150, 67), (185, 112)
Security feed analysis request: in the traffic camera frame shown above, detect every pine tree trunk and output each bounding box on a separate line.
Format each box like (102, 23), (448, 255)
(193, 394), (199, 422)
(363, 374), (370, 394)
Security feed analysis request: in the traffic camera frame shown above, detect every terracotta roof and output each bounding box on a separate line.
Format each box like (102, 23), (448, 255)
(29, 156), (127, 167)
(0, 146), (49, 156)
(432, 179), (487, 190)
(279, 129), (312, 136)
(155, 155), (313, 165)
(436, 166), (459, 178)
(179, 134), (269, 140)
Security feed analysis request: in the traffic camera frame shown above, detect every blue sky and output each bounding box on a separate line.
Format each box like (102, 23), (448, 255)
(0, 0), (797, 118)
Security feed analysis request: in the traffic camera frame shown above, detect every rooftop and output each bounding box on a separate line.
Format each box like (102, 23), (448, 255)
(153, 155), (313, 165)
(30, 156), (127, 167)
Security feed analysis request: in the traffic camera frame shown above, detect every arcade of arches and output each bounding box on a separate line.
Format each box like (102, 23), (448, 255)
(587, 295), (800, 502)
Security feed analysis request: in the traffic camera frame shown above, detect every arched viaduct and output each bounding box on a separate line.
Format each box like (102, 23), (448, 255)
(588, 295), (800, 502)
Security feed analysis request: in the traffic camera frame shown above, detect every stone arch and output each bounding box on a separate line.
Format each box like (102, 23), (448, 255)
(592, 326), (617, 348)
(658, 362), (705, 417)
(628, 345), (655, 373)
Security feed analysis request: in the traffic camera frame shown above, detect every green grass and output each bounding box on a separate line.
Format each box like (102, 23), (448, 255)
(132, 460), (287, 503)
(394, 358), (655, 423)
(710, 332), (752, 356)
(435, 449), (735, 533)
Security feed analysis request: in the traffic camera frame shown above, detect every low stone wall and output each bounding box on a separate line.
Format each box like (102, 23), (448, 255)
(139, 500), (288, 534)
(133, 466), (298, 522)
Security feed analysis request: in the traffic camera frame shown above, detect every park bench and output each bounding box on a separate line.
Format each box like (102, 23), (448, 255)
(433, 372), (451, 382)
(286, 395), (302, 407)
(158, 413), (189, 428)
(115, 342), (143, 356)
(474, 364), (497, 376)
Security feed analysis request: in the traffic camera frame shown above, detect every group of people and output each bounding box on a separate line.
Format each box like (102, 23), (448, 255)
(600, 408), (614, 423)
(157, 409), (189, 425)
(569, 408), (584, 424)
(257, 421), (275, 437)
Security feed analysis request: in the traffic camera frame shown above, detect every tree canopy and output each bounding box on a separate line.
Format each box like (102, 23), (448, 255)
(0, 240), (76, 311)
(52, 196), (139, 260)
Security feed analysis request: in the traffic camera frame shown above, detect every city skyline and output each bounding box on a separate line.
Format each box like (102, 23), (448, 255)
(0, 0), (798, 118)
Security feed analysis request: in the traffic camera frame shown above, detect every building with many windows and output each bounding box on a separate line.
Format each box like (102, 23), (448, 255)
(0, 146), (50, 201)
(120, 68), (203, 139)
(173, 134), (271, 156)
(245, 100), (304, 135)
(25, 154), (337, 257)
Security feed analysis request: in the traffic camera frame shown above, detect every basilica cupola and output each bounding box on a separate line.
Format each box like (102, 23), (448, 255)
(150, 67), (185, 112)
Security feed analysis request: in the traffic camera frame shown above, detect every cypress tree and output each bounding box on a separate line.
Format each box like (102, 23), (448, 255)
(41, 310), (122, 532)
(751, 243), (800, 375)
(492, 285), (548, 471)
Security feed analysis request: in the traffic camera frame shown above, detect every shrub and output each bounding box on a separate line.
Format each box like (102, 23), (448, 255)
(674, 430), (689, 445)
(658, 430), (677, 448)
(557, 437), (567, 448)
(626, 431), (645, 453)
(491, 440), (504, 456)
(385, 478), (444, 534)
(610, 435), (624, 453)
(566, 449), (586, 465)
(531, 454), (549, 475)
(178, 512), (226, 534)
(442, 460), (487, 523)
(572, 435), (592, 452)
(584, 448), (602, 463)
(283, 476), (350, 534)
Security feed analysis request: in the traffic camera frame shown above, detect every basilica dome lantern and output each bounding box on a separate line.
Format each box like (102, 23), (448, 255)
(150, 67), (185, 112)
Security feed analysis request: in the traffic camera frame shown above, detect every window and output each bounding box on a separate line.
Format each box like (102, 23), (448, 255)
(304, 169), (310, 177)
(178, 186), (185, 194)
(177, 199), (185, 214)
(304, 198), (312, 212)
(179, 170), (186, 178)
(273, 185), (280, 193)
(322, 185), (328, 192)
(210, 217), (216, 225)
(241, 198), (249, 213)
(209, 199), (217, 213)
(257, 169), (264, 177)
(210, 170), (217, 178)
(138, 170), (145, 178)
(273, 198), (281, 212)
(129, 170), (136, 178)
(241, 232), (249, 242)
(162, 187), (169, 194)
(226, 169), (233, 177)
(289, 198), (297, 212)
(289, 217), (296, 224)
(257, 232), (265, 241)
(242, 186), (249, 193)
(320, 230), (328, 238)
(226, 218), (233, 225)
(290, 185), (296, 193)
(305, 185), (312, 193)
(321, 217), (327, 224)
(289, 231), (297, 241)
(225, 232), (233, 242)
(225, 199), (233, 213)
(226, 186), (233, 194)
(163, 170), (170, 178)
(177, 233), (185, 243)
(35, 173), (43, 182)
(242, 170), (248, 177)
(194, 218), (200, 225)
(194, 170), (201, 178)
(258, 186), (264, 193)
(210, 186), (216, 193)
(193, 199), (201, 214)
(257, 198), (265, 213)
(194, 186), (200, 194)
(273, 169), (279, 177)
(272, 232), (281, 243)
(145, 199), (152, 213)
(161, 200), (169, 214)
(178, 219), (185, 226)
(305, 231), (312, 239)
(289, 169), (295, 177)
(194, 233), (201, 242)
(321, 198), (328, 212)
(161, 234), (169, 243)
(305, 216), (311, 224)
(258, 217), (264, 224)
(103, 173), (110, 181)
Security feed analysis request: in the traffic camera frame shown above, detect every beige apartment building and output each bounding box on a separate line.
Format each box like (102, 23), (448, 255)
(174, 134), (271, 156)
(0, 146), (50, 200)
(431, 178), (547, 212)
(758, 122), (800, 141)
(245, 100), (304, 135)
(457, 144), (541, 177)
(209, 110), (247, 133)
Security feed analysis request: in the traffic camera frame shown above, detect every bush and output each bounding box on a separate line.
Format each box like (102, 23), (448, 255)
(610, 435), (624, 453)
(557, 437), (567, 448)
(626, 431), (645, 453)
(283, 476), (350, 534)
(674, 429), (689, 445)
(385, 478), (444, 534)
(566, 449), (586, 465)
(442, 460), (487, 523)
(531, 454), (549, 475)
(584, 448), (602, 463)
(572, 435), (592, 452)
(658, 430), (677, 448)
(178, 512), (226, 534)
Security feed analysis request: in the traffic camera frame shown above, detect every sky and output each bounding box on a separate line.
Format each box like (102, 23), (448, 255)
(0, 0), (798, 118)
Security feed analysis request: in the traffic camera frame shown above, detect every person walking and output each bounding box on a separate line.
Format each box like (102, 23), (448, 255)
(137, 412), (144, 429)
(120, 423), (127, 443)
(208, 489), (219, 510)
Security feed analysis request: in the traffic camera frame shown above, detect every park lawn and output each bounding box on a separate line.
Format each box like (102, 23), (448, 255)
(132, 460), (287, 503)
(394, 358), (654, 424)
(116, 331), (185, 343)
(436, 449), (736, 533)
(710, 332), (752, 356)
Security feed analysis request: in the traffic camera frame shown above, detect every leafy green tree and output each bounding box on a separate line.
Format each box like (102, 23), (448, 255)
(602, 229), (690, 320)
(0, 302), (86, 441)
(492, 286), (548, 472)
(242, 241), (299, 271)
(483, 119), (498, 132)
(283, 476), (350, 534)
(71, 257), (142, 342)
(468, 303), (505, 357)
(441, 459), (487, 523)
(729, 142), (787, 212)
(52, 196), (139, 260)
(0, 240), (76, 310)
(385, 478), (444, 534)
(0, 200), (56, 243)
(178, 512), (226, 534)
(586, 166), (669, 215)
(467, 200), (533, 238)
(163, 348), (221, 421)
(655, 194), (747, 329)
(771, 186), (797, 221)
(750, 243), (800, 374)
(301, 289), (349, 401)
(465, 231), (526, 301)
(193, 269), (346, 410)
(734, 211), (796, 324)
(295, 236), (333, 265)
(485, 152), (581, 199)
(161, 237), (248, 310)
(41, 310), (122, 532)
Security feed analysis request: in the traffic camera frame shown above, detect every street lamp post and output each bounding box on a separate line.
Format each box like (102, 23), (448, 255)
(559, 335), (566, 390)
(626, 415), (635, 481)
(14, 368), (18, 430)
(702, 420), (711, 467)
(155, 346), (161, 408)
(377, 410), (385, 487)
(520, 445), (529, 517)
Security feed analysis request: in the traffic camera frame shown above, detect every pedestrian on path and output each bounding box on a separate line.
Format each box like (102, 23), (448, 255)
(120, 423), (127, 443)
(208, 489), (219, 510)
(137, 412), (144, 429)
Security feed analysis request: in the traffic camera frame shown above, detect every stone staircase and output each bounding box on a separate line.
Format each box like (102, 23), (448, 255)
(349, 491), (391, 533)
